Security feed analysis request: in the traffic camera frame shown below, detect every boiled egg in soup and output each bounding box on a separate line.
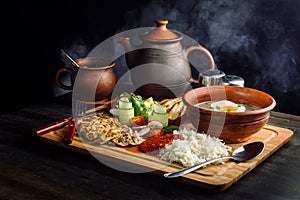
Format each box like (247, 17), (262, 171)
(211, 100), (246, 112)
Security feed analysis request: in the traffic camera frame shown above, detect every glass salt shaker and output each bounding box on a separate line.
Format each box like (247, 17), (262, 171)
(199, 70), (226, 86)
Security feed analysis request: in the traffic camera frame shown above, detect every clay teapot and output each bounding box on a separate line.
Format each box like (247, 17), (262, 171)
(119, 19), (215, 99)
(56, 57), (116, 103)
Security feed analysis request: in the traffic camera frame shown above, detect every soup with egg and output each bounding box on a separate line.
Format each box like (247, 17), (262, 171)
(194, 100), (259, 112)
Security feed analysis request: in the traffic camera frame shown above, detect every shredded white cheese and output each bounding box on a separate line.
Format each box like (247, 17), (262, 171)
(158, 128), (232, 167)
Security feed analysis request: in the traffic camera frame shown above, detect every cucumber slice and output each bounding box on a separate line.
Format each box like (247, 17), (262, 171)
(154, 103), (167, 114)
(119, 97), (129, 102)
(119, 92), (131, 99)
(118, 107), (134, 125)
(119, 98), (132, 109)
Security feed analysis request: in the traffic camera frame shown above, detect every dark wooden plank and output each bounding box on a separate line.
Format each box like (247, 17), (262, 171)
(269, 111), (300, 130)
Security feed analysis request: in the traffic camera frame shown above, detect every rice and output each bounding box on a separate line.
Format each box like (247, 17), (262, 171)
(158, 128), (232, 167)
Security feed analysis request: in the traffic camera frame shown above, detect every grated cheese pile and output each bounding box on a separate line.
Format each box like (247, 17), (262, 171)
(158, 128), (232, 167)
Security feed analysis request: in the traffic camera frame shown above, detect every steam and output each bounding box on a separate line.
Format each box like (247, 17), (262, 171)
(61, 40), (91, 68)
(120, 0), (300, 98)
(56, 0), (300, 113)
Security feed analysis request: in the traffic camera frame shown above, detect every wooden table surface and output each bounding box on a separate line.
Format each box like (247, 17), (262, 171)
(1, 92), (299, 200)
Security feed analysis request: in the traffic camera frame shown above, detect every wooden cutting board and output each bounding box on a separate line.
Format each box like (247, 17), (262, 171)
(38, 123), (293, 191)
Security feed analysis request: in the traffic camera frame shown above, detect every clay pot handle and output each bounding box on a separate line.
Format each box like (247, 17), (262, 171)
(184, 44), (215, 70)
(184, 44), (216, 84)
(55, 67), (73, 90)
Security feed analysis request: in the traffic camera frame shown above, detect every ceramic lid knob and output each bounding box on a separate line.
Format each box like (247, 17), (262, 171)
(142, 19), (181, 41)
(155, 19), (168, 29)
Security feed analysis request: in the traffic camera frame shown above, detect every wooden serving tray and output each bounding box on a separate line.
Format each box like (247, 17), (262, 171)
(38, 123), (293, 191)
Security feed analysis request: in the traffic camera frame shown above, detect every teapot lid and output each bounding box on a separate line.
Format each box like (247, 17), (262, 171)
(142, 19), (182, 42)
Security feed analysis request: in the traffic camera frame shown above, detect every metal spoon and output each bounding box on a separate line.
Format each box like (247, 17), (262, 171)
(164, 141), (264, 178)
(60, 49), (80, 68)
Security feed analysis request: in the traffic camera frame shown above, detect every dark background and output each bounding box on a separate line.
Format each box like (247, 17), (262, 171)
(4, 0), (300, 115)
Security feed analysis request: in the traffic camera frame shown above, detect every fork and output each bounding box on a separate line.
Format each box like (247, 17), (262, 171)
(64, 99), (87, 144)
(73, 99), (88, 118)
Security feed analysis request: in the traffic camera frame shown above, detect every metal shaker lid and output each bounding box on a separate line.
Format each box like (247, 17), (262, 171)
(199, 70), (226, 86)
(200, 69), (226, 78)
(221, 75), (244, 87)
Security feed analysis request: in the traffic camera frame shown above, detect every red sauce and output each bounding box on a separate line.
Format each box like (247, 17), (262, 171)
(138, 133), (183, 153)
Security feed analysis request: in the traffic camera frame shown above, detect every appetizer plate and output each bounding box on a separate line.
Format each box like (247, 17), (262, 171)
(38, 123), (293, 191)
